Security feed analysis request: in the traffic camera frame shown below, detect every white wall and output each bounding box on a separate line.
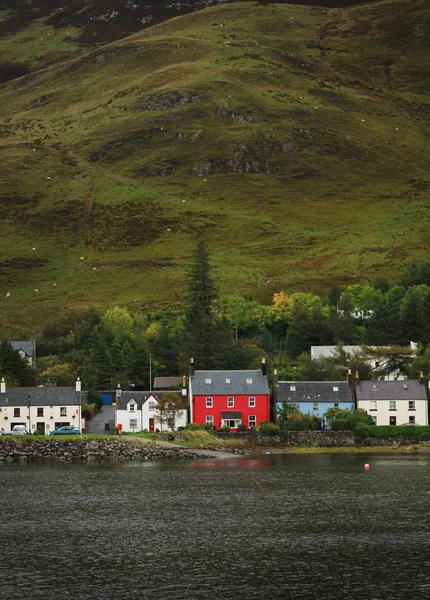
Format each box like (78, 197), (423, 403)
(358, 399), (428, 426)
(1, 404), (83, 434)
(116, 399), (187, 433)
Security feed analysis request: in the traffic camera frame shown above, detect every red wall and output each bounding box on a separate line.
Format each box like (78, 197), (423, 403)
(193, 394), (270, 430)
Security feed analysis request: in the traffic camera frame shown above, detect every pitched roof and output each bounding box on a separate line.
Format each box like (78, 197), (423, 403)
(311, 345), (368, 359)
(153, 377), (182, 390)
(277, 381), (354, 404)
(0, 386), (81, 407)
(115, 391), (187, 411)
(191, 370), (269, 396)
(11, 341), (33, 357)
(221, 411), (242, 419)
(355, 380), (428, 401)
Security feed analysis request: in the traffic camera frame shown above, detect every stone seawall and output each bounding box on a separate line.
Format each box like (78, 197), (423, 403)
(0, 438), (206, 463)
(285, 431), (430, 447)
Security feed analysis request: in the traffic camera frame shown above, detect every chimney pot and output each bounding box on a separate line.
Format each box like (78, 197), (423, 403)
(0, 377), (5, 394)
(75, 377), (81, 393)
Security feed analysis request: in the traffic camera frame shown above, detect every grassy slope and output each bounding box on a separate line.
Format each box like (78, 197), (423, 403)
(0, 0), (429, 334)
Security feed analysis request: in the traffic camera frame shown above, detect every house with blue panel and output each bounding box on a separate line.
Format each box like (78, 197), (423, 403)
(273, 371), (355, 425)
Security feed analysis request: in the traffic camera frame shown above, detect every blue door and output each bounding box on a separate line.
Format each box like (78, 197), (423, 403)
(101, 393), (113, 406)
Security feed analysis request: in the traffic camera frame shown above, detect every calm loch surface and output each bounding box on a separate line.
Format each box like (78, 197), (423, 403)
(1, 454), (430, 600)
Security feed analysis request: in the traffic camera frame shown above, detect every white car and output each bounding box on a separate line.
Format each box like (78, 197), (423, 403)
(2, 425), (28, 436)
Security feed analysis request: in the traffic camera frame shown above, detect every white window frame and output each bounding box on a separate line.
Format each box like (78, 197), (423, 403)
(129, 403), (136, 412)
(409, 401), (415, 410)
(14, 408), (20, 418)
(129, 418), (138, 429)
(370, 401), (377, 411)
(389, 401), (396, 410)
(60, 407), (67, 416)
(246, 378), (253, 384)
(409, 415), (416, 424)
(370, 416), (377, 426)
(206, 415), (214, 426)
(290, 385), (296, 391)
(222, 418), (242, 428)
(248, 415), (256, 429)
(206, 397), (213, 408)
(37, 407), (44, 417)
(148, 401), (155, 411)
(313, 403), (318, 411)
(227, 397), (234, 408)
(205, 378), (212, 384)
(225, 378), (231, 384)
(249, 397), (256, 408)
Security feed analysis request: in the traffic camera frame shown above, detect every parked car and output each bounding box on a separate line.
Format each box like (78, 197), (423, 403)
(2, 425), (29, 436)
(50, 426), (80, 436)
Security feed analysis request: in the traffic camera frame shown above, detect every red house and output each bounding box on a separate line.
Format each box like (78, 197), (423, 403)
(189, 361), (270, 430)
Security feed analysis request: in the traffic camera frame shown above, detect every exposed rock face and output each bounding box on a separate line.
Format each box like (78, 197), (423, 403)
(0, 438), (208, 462)
(130, 91), (200, 112)
(217, 104), (264, 123)
(137, 160), (178, 177)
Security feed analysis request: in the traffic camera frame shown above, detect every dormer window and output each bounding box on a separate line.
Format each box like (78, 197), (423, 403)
(246, 378), (253, 384)
(333, 386), (339, 392)
(129, 402), (136, 412)
(225, 378), (231, 384)
(290, 385), (296, 391)
(205, 378), (212, 384)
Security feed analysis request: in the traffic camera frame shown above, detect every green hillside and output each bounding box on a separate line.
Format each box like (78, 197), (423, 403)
(0, 0), (429, 334)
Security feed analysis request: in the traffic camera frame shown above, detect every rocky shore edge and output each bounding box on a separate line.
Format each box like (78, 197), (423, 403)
(0, 438), (211, 463)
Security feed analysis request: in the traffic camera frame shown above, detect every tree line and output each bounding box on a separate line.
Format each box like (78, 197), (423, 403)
(2, 244), (430, 389)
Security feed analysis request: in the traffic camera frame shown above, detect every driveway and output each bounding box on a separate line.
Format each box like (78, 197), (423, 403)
(86, 405), (115, 434)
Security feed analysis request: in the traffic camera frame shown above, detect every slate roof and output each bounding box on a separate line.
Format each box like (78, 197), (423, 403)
(311, 345), (369, 359)
(221, 411), (242, 419)
(153, 377), (182, 390)
(0, 386), (81, 407)
(115, 391), (187, 411)
(277, 381), (354, 404)
(191, 370), (269, 396)
(355, 380), (428, 401)
(11, 341), (33, 357)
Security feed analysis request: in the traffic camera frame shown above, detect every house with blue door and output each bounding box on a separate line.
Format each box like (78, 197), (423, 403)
(273, 371), (355, 424)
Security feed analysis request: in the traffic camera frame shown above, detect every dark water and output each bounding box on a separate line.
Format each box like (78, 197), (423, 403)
(1, 454), (430, 600)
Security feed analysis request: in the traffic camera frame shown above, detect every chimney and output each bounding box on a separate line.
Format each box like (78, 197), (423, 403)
(420, 371), (425, 385)
(347, 369), (352, 386)
(75, 377), (81, 393)
(0, 377), (5, 394)
(182, 375), (187, 396)
(190, 357), (195, 377)
(355, 371), (360, 385)
(272, 369), (279, 424)
(116, 383), (122, 398)
(261, 357), (267, 377)
(273, 369), (279, 388)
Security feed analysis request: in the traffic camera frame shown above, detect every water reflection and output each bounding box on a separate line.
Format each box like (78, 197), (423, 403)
(1, 454), (430, 600)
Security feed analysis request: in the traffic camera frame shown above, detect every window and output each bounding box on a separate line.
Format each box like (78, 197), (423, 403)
(249, 397), (256, 407)
(370, 416), (377, 426)
(225, 378), (231, 384)
(389, 401), (396, 410)
(334, 403), (339, 408)
(206, 397), (213, 408)
(409, 416), (416, 424)
(333, 386), (339, 392)
(227, 397), (234, 408)
(14, 408), (20, 417)
(246, 378), (253, 384)
(148, 401), (155, 411)
(409, 401), (415, 410)
(206, 415), (214, 426)
(313, 403), (318, 411)
(370, 401), (377, 411)
(290, 385), (296, 391)
(37, 407), (43, 417)
(60, 407), (67, 416)
(248, 415), (256, 429)
(129, 419), (138, 429)
(205, 378), (212, 384)
(375, 361), (380, 368)
(129, 403), (135, 412)
(222, 419), (241, 428)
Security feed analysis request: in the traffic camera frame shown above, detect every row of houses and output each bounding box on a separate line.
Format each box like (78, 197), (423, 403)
(1, 359), (430, 434)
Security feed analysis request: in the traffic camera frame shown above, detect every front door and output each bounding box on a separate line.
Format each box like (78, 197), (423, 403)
(36, 422), (45, 435)
(389, 416), (396, 426)
(149, 418), (155, 432)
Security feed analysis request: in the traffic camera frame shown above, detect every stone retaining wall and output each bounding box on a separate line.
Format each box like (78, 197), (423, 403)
(0, 438), (207, 463)
(285, 431), (430, 447)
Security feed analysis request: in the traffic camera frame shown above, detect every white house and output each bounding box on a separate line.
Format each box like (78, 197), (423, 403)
(311, 342), (418, 381)
(115, 390), (188, 433)
(11, 339), (36, 368)
(0, 378), (84, 434)
(355, 379), (429, 426)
